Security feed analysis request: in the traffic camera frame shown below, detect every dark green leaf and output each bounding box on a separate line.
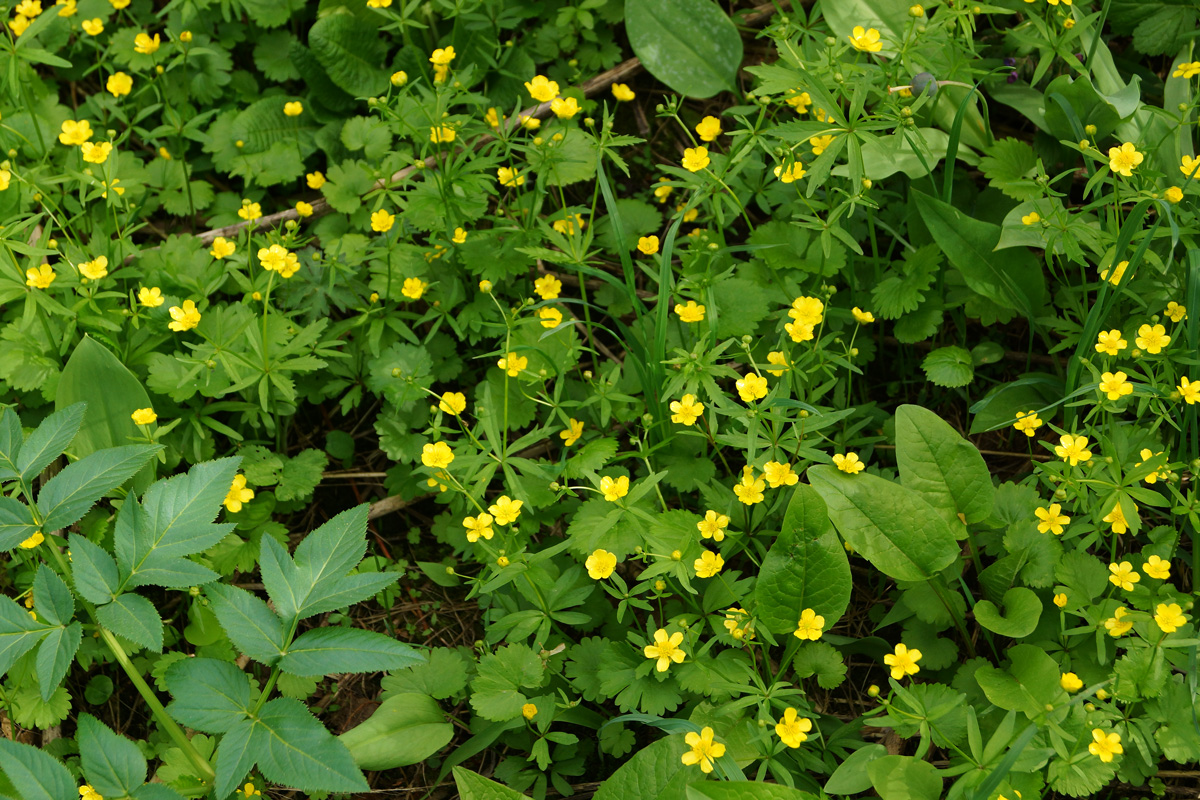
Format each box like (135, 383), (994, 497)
(69, 534), (121, 606)
(32, 565), (74, 627)
(206, 584), (285, 665)
(16, 403), (86, 484)
(0, 738), (76, 800)
(165, 658), (253, 734)
(37, 445), (162, 531)
(280, 627), (422, 676)
(78, 713), (147, 797)
(625, 0), (742, 98)
(895, 405), (994, 526)
(96, 593), (164, 653)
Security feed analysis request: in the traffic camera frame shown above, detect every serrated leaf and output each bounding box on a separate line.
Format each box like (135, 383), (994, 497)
(206, 584), (285, 665)
(279, 627), (423, 676)
(0, 495), (38, 551)
(78, 713), (147, 797)
(792, 640), (848, 689)
(274, 449), (327, 502)
(16, 403), (85, 484)
(32, 565), (74, 626)
(922, 346), (975, 388)
(454, 766), (532, 800)
(0, 406), (22, 479)
(257, 698), (368, 792)
(308, 14), (389, 97)
(469, 644), (545, 721)
(979, 138), (1040, 201)
(35, 623), (81, 702)
(68, 534), (121, 605)
(381, 647), (465, 700)
(0, 594), (48, 678)
(97, 593), (163, 652)
(165, 658), (252, 734)
(37, 445), (161, 531)
(871, 245), (941, 320)
(0, 738), (76, 800)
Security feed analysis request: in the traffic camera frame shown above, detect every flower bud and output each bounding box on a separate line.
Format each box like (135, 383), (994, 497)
(867, 685), (880, 697)
(909, 4), (924, 16)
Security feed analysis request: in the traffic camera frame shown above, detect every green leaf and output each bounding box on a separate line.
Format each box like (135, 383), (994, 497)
(0, 406), (22, 478)
(339, 693), (453, 770)
(469, 644), (546, 722)
(0, 496), (38, 551)
(35, 623), (81, 702)
(895, 405), (994, 526)
(165, 658), (252, 734)
(688, 783), (821, 800)
(206, 585), (286, 666)
(592, 735), (691, 800)
(97, 593), (164, 653)
(308, 14), (389, 97)
(68, 534), (121, 605)
(15, 403), (86, 484)
(792, 640), (848, 689)
(32, 564), (74, 626)
(820, 0), (909, 58)
(912, 190), (1046, 318)
(808, 467), (958, 582)
(973, 587), (1042, 638)
(624, 0), (742, 99)
(0, 594), (48, 678)
(527, 129), (598, 186)
(825, 744), (888, 794)
(279, 627), (423, 676)
(974, 644), (1060, 719)
(867, 755), (943, 800)
(0, 738), (75, 800)
(275, 449), (328, 502)
(754, 484), (851, 634)
(37, 445), (162, 531)
(453, 766), (530, 800)
(979, 138), (1040, 201)
(921, 346), (975, 388)
(78, 713), (147, 797)
(381, 648), (466, 700)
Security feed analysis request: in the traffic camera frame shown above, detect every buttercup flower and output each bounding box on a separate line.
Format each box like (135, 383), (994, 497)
(79, 785), (102, 800)
(1107, 142), (1143, 177)
(790, 296), (824, 326)
(1095, 329), (1126, 356)
(1108, 561), (1139, 591)
(59, 119), (93, 146)
(307, 171), (326, 189)
(682, 147), (710, 172)
(240, 783), (260, 798)
(600, 475), (629, 501)
(79, 256), (109, 281)
(674, 300), (706, 323)
(295, 201), (313, 217)
(497, 167), (525, 187)
(521, 703), (537, 719)
(20, 531), (44, 549)
(670, 394), (704, 426)
(1089, 730), (1122, 763)
(645, 629), (686, 672)
(1155, 603), (1187, 633)
(401, 278), (428, 300)
(429, 46), (455, 66)
(1060, 672), (1083, 692)
(586, 549), (616, 579)
(138, 287), (164, 307)
(258, 244), (300, 278)
(1143, 555), (1170, 580)
(1013, 410), (1042, 436)
(131, 408), (156, 425)
(763, 461), (798, 489)
(525, 75), (559, 102)
(452, 227), (467, 244)
(1164, 301), (1187, 322)
(1182, 154), (1200, 178)
(766, 351), (790, 376)
(1102, 501), (1132, 534)
(134, 32), (161, 54)
(0, 170), (9, 192)
(1165, 186), (1184, 203)
(486, 496), (522, 527)
(1054, 434), (1092, 466)
(1035, 504), (1070, 535)
(534, 274), (561, 300)
(82, 17), (102, 34)
(1174, 61), (1200, 79)
(81, 141), (112, 164)
(697, 510), (729, 541)
(723, 607), (753, 640)
(1021, 212), (1040, 225)
(371, 209), (395, 233)
(1136, 323), (1170, 353)
(810, 134), (835, 155)
(560, 418), (584, 446)
(794, 608), (825, 641)
(430, 125), (455, 144)
(695, 116), (722, 142)
(733, 466), (765, 505)
(852, 307), (875, 324)
(775, 708), (812, 748)
(438, 391), (466, 415)
(774, 162), (807, 183)
(498, 352), (527, 376)
(223, 475), (254, 513)
(1179, 377), (1200, 404)
(736, 373), (768, 402)
(612, 83), (635, 101)
(463, 513), (494, 543)
(884, 643), (922, 679)
(106, 72), (132, 97)
(550, 96), (580, 119)
(1104, 607), (1133, 637)
(681, 727), (724, 773)
(238, 200), (261, 221)
(1100, 260), (1128, 286)
(785, 91), (811, 113)
(210, 237), (236, 259)
(168, 300), (201, 331)
(1098, 371), (1132, 400)
(421, 441), (454, 469)
(694, 550), (724, 578)
(637, 235), (660, 255)
(848, 26), (882, 52)
(1054, 593), (1068, 608)
(833, 452), (865, 474)
(1136, 448), (1167, 484)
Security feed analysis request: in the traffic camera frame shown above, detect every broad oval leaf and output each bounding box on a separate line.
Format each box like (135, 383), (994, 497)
(624, 0), (742, 99)
(57, 337), (152, 476)
(895, 405), (994, 527)
(592, 734), (691, 800)
(754, 484), (851, 634)
(688, 783), (821, 800)
(973, 587), (1043, 638)
(339, 693), (453, 770)
(808, 466), (957, 582)
(308, 14), (389, 98)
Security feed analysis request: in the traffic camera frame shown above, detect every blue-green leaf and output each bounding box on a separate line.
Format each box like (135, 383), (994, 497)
(280, 627), (423, 676)
(0, 595), (48, 678)
(0, 738), (75, 800)
(68, 534), (121, 606)
(16, 403), (86, 484)
(96, 593), (164, 652)
(165, 658), (252, 734)
(32, 565), (74, 626)
(207, 584), (285, 665)
(78, 713), (148, 797)
(0, 496), (38, 552)
(35, 623), (81, 702)
(37, 445), (161, 531)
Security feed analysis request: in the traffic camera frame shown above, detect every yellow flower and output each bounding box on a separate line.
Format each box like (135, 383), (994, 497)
(438, 391), (466, 415)
(1102, 501), (1132, 534)
(550, 96), (580, 119)
(776, 708), (812, 748)
(1165, 186), (1184, 203)
(497, 351), (527, 376)
(463, 513), (494, 543)
(131, 408), (157, 425)
(723, 607), (753, 640)
(521, 702), (537, 720)
(1143, 555), (1170, 580)
(238, 200), (262, 221)
(279, 101), (303, 117)
(421, 441), (454, 469)
(371, 209), (395, 233)
(1060, 672), (1083, 692)
(1155, 602), (1187, 633)
(762, 460), (798, 489)
(401, 278), (428, 300)
(59, 119), (93, 146)
(497, 167), (525, 188)
(106, 72), (132, 97)
(20, 531), (44, 549)
(851, 307), (874, 324)
(1054, 434), (1092, 466)
(600, 475), (629, 502)
(1104, 607), (1133, 637)
(810, 134), (835, 155)
(1179, 376), (1200, 404)
(429, 46), (455, 66)
(681, 146), (710, 172)
(653, 178), (673, 202)
(295, 201), (313, 218)
(734, 466), (765, 505)
(536, 307), (563, 329)
(16, 0), (41, 14)
(790, 296), (824, 327)
(430, 125), (455, 144)
(452, 227), (467, 244)
(8, 13), (30, 35)
(138, 286), (164, 307)
(307, 171), (326, 189)
(681, 726), (724, 773)
(883, 643), (922, 679)
(1100, 260), (1128, 286)
(585, 549), (616, 579)
(79, 255), (109, 280)
(695, 116), (722, 142)
(1095, 329), (1126, 355)
(1098, 371), (1132, 400)
(1135, 323), (1170, 353)
(1021, 211), (1040, 225)
(694, 550), (724, 578)
(134, 32), (161, 54)
(519, 114), (540, 130)
(1174, 61), (1200, 79)
(1182, 154), (1200, 178)
(109, 0), (129, 7)
(1136, 448), (1167, 484)
(178, 30), (191, 41)
(766, 351), (790, 376)
(1053, 593), (1068, 608)
(534, 274), (561, 300)
(848, 26), (883, 52)
(833, 452), (865, 474)
(736, 372), (768, 402)
(560, 418), (584, 446)
(612, 83), (635, 101)
(1108, 561), (1140, 591)
(794, 608), (825, 641)
(101, 179), (124, 199)
(79, 785), (103, 800)
(785, 90), (811, 114)
(258, 244), (300, 278)
(80, 141), (112, 164)
(697, 510), (729, 542)
(483, 108), (501, 128)
(774, 162), (807, 183)
(1035, 504), (1070, 535)
(168, 300), (202, 331)
(209, 237), (236, 260)
(1088, 729), (1123, 763)
(0, 170), (10, 192)
(388, 71), (408, 88)
(81, 17), (102, 34)
(551, 214), (585, 235)
(637, 235), (660, 255)
(644, 629), (686, 673)
(525, 75), (560, 102)
(674, 300), (705, 322)
(223, 475), (254, 513)
(1164, 301), (1187, 322)
(1107, 142), (1143, 177)
(1013, 410), (1042, 437)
